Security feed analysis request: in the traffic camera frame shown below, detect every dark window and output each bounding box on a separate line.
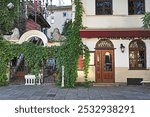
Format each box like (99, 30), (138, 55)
(129, 39), (146, 70)
(63, 12), (67, 17)
(128, 0), (145, 15)
(96, 0), (112, 15)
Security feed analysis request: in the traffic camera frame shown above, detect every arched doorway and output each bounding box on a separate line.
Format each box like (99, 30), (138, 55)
(95, 39), (115, 83)
(10, 30), (49, 84)
(19, 30), (48, 46)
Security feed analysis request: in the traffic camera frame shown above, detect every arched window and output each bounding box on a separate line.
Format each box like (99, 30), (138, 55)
(96, 39), (114, 49)
(129, 39), (146, 69)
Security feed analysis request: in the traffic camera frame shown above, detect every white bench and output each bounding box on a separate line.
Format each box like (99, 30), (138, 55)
(140, 81), (150, 85)
(25, 74), (42, 85)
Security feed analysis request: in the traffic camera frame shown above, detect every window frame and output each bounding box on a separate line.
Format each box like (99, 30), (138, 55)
(63, 12), (67, 17)
(95, 0), (113, 15)
(128, 0), (145, 15)
(129, 39), (146, 70)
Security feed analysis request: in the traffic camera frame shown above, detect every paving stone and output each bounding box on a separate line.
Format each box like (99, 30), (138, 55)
(89, 96), (103, 100)
(0, 84), (150, 100)
(29, 96), (42, 100)
(65, 96), (78, 100)
(53, 96), (65, 100)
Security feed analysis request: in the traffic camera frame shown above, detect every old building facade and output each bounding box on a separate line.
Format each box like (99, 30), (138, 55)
(47, 5), (72, 38)
(78, 0), (150, 84)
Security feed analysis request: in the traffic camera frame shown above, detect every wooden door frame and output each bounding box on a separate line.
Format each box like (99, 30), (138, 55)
(95, 49), (115, 83)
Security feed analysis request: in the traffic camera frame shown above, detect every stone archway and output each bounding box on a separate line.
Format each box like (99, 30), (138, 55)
(19, 30), (48, 46)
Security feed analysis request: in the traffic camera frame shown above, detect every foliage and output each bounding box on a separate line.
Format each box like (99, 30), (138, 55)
(0, 0), (19, 34)
(0, 0), (90, 87)
(142, 12), (150, 29)
(0, 37), (57, 85)
(61, 19), (72, 36)
(56, 0), (90, 87)
(82, 44), (90, 82)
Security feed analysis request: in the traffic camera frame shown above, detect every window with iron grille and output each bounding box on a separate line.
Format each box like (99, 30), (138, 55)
(128, 0), (145, 15)
(129, 39), (146, 69)
(96, 0), (112, 15)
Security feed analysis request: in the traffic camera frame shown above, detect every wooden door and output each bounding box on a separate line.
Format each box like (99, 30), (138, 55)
(95, 50), (115, 83)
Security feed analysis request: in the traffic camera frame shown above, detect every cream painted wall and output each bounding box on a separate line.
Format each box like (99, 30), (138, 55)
(85, 0), (95, 15)
(113, 0), (128, 15)
(78, 38), (150, 82)
(78, 66), (150, 82)
(82, 39), (150, 68)
(112, 40), (130, 67)
(84, 15), (143, 28)
(84, 0), (150, 15)
(145, 0), (150, 12)
(115, 67), (150, 82)
(77, 0), (150, 83)
(82, 0), (150, 28)
(144, 40), (150, 68)
(77, 66), (95, 82)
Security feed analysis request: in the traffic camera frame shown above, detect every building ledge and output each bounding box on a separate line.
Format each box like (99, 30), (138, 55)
(80, 28), (150, 38)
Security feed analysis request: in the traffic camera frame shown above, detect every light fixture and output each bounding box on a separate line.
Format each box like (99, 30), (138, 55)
(120, 43), (125, 53)
(7, 2), (14, 10)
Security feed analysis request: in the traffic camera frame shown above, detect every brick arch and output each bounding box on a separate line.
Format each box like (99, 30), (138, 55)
(19, 30), (48, 46)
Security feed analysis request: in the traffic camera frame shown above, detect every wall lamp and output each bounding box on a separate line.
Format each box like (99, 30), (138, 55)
(120, 43), (125, 53)
(7, 2), (14, 10)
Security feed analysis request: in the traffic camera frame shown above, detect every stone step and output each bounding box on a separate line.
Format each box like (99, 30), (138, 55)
(92, 83), (119, 87)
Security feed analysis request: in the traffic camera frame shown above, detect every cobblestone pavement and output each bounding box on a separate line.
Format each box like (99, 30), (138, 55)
(0, 84), (150, 100)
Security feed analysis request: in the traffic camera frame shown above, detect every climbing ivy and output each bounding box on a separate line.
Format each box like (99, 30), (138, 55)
(82, 44), (90, 82)
(0, 37), (57, 85)
(0, 0), (19, 34)
(61, 19), (72, 36)
(142, 12), (150, 29)
(56, 0), (90, 87)
(0, 0), (90, 87)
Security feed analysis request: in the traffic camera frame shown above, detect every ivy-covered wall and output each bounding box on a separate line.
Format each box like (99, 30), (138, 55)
(0, 0), (90, 87)
(0, 0), (19, 34)
(0, 37), (57, 86)
(56, 0), (90, 87)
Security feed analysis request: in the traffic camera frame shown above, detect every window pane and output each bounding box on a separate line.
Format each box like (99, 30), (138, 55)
(128, 0), (145, 15)
(129, 51), (137, 68)
(137, 51), (145, 68)
(96, 0), (112, 15)
(104, 52), (112, 71)
(97, 53), (100, 65)
(129, 40), (146, 69)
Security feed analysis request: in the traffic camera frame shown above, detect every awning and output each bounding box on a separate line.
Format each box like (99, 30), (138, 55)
(80, 28), (150, 38)
(28, 11), (51, 28)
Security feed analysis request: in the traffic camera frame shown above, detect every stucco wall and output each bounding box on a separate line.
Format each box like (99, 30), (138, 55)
(77, 66), (150, 83)
(47, 9), (72, 38)
(77, 0), (150, 82)
(82, 39), (150, 67)
(77, 39), (150, 82)
(82, 0), (150, 28)
(77, 66), (95, 82)
(115, 67), (150, 82)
